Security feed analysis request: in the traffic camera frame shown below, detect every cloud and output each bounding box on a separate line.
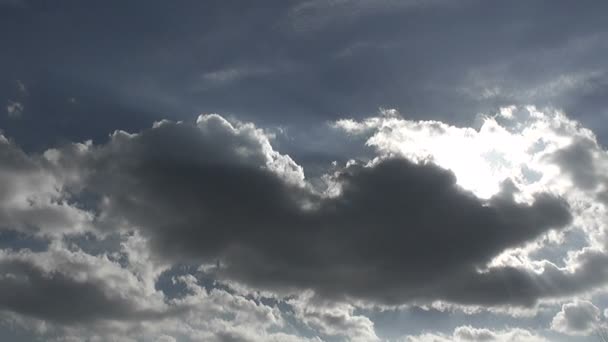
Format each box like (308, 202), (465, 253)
(289, 292), (380, 342)
(41, 113), (575, 307)
(333, 106), (596, 200)
(2, 1), (608, 340)
(0, 115), (325, 340)
(551, 300), (602, 336)
(404, 325), (548, 342)
(331, 107), (608, 305)
(550, 137), (601, 190)
(0, 240), (167, 324)
(201, 66), (275, 86)
(549, 135), (608, 208)
(434, 247), (608, 307)
(3, 108), (608, 340)
(6, 100), (23, 118)
(0, 236), (324, 341)
(333, 107), (608, 242)
(0, 134), (93, 235)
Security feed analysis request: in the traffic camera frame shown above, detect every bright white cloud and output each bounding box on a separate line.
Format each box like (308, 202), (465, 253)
(334, 106), (598, 200)
(196, 113), (306, 186)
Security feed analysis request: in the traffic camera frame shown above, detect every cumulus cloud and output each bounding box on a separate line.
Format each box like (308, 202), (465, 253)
(0, 115), (323, 341)
(0, 252), (157, 324)
(404, 325), (548, 342)
(551, 300), (602, 336)
(3, 1), (608, 340)
(0, 237), (324, 342)
(39, 113), (574, 307)
(331, 106), (608, 305)
(333, 106), (598, 200)
(3, 108), (608, 340)
(0, 233), (172, 325)
(0, 134), (93, 235)
(550, 135), (608, 208)
(289, 292), (380, 342)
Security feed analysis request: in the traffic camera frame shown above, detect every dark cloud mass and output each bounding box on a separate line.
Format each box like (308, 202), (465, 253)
(551, 137), (600, 190)
(0, 260), (134, 323)
(54, 117), (572, 306)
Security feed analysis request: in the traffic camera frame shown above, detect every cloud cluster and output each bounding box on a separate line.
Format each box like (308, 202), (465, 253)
(0, 235), (326, 342)
(1, 107), (608, 340)
(40, 113), (574, 307)
(2, 1), (608, 340)
(333, 106), (608, 304)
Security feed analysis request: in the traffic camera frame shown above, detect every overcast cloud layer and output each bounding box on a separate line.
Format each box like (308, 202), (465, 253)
(2, 1), (608, 341)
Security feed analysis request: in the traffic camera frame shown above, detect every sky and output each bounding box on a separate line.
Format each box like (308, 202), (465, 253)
(1, 1), (608, 341)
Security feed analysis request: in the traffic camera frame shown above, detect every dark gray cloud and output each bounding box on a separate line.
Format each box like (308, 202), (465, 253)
(551, 137), (601, 190)
(0, 260), (134, 323)
(0, 244), (174, 326)
(436, 249), (608, 307)
(549, 136), (608, 207)
(54, 116), (574, 306)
